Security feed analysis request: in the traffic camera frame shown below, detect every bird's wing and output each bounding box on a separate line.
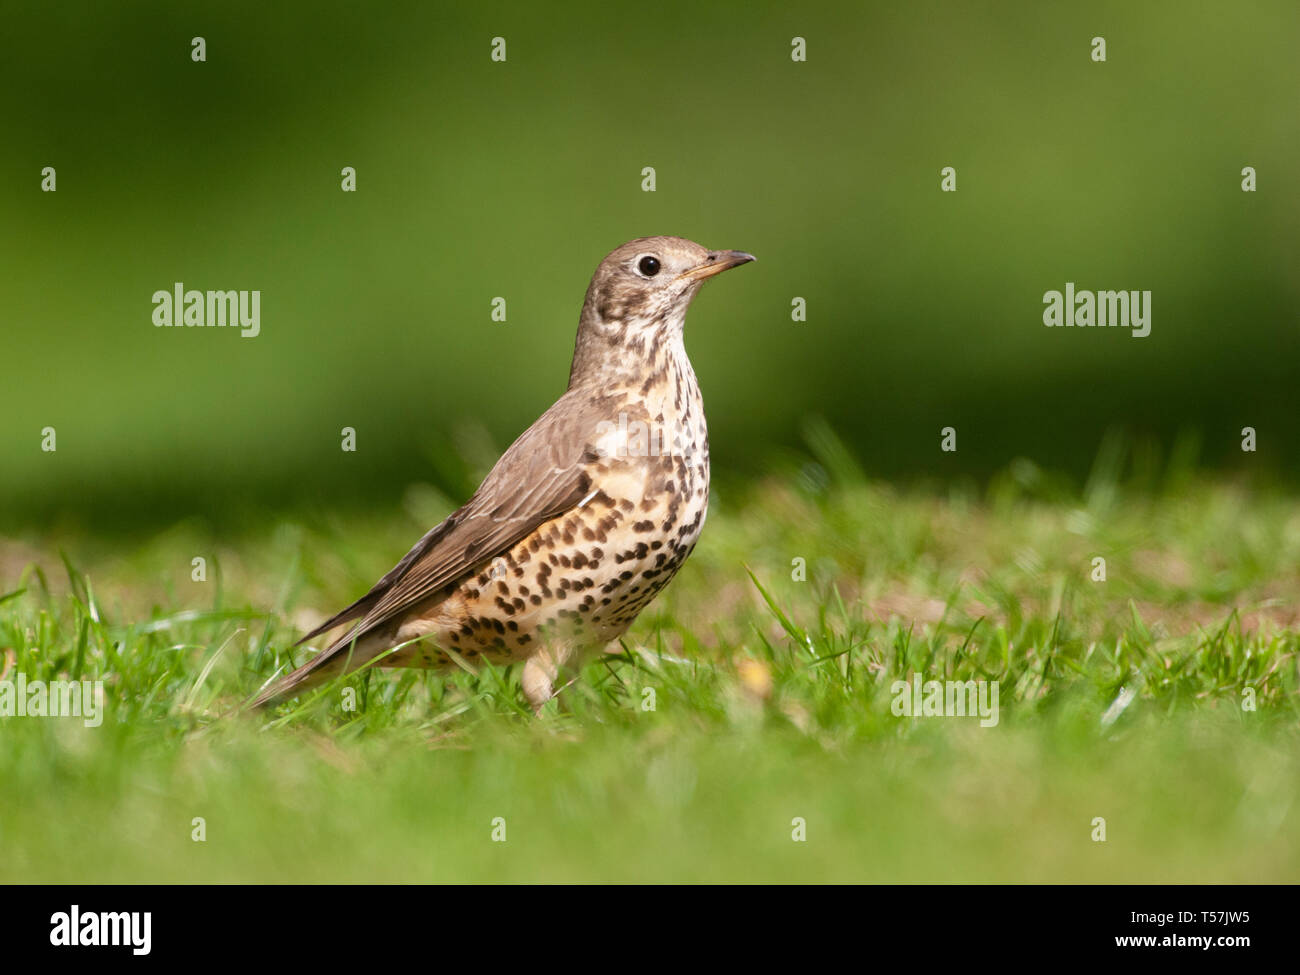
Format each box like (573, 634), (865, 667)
(290, 515), (459, 645)
(306, 389), (614, 649)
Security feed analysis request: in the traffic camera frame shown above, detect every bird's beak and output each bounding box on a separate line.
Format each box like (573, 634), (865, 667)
(676, 249), (756, 283)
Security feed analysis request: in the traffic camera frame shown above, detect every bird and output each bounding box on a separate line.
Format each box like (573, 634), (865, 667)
(253, 236), (754, 712)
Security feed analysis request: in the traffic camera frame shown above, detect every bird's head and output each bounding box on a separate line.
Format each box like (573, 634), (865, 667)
(570, 235), (754, 386)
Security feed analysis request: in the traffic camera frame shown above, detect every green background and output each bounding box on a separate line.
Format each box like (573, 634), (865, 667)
(2, 1), (1296, 529)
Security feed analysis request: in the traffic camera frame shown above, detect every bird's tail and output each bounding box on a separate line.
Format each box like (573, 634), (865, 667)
(250, 629), (377, 709)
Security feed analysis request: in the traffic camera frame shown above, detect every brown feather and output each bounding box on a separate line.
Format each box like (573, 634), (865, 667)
(252, 389), (611, 706)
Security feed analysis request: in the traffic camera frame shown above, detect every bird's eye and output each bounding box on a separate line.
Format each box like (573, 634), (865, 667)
(637, 255), (661, 277)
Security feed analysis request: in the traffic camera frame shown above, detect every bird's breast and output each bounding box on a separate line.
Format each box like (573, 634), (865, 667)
(394, 363), (711, 664)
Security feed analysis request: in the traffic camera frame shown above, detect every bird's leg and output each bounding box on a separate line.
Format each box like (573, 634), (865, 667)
(521, 642), (581, 716)
(521, 656), (556, 715)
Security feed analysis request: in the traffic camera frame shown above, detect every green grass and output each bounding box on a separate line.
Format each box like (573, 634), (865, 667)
(2, 449), (1298, 882)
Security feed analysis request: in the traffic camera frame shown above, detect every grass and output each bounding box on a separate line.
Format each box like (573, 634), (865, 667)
(2, 440), (1298, 882)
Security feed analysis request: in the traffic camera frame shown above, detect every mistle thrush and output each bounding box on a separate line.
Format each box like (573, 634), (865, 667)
(253, 236), (754, 711)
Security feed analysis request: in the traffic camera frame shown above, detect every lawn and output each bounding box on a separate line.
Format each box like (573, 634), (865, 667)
(2, 437), (1297, 883)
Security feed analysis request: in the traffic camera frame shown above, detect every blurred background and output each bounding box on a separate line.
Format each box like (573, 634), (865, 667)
(2, 0), (1296, 532)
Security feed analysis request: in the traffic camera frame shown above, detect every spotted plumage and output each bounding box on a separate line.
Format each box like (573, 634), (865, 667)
(252, 236), (754, 711)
